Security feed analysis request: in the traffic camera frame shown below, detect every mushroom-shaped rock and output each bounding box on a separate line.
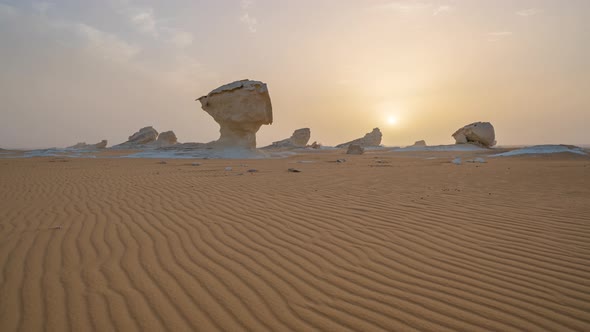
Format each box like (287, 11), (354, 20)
(346, 144), (364, 155)
(264, 128), (311, 149)
(197, 80), (273, 149)
(67, 140), (108, 149)
(337, 128), (382, 148)
(153, 131), (178, 146)
(452, 122), (496, 147)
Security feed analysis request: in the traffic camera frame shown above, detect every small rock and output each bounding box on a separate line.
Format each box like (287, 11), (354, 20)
(247, 169), (259, 173)
(346, 144), (364, 155)
(192, 162), (201, 166)
(158, 161), (167, 164)
(452, 157), (462, 165)
(336, 159), (347, 163)
(288, 168), (302, 173)
(225, 167), (233, 171)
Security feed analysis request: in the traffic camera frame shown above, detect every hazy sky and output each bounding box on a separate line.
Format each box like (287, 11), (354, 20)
(1, 0), (589, 148)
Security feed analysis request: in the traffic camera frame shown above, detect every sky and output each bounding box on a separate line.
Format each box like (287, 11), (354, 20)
(0, 0), (589, 149)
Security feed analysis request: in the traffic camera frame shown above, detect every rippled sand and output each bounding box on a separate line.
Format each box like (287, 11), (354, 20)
(1, 151), (589, 331)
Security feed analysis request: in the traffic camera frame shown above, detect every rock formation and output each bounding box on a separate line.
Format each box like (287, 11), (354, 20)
(336, 128), (382, 148)
(197, 79), (273, 149)
(309, 141), (321, 149)
(411, 140), (427, 147)
(113, 126), (160, 148)
(153, 131), (178, 147)
(67, 140), (107, 149)
(264, 128), (310, 149)
(452, 122), (496, 148)
(346, 144), (364, 155)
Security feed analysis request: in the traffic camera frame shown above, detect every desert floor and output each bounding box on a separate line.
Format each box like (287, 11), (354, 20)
(1, 151), (589, 331)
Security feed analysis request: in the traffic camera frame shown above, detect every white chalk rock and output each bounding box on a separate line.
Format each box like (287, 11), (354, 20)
(452, 122), (496, 148)
(197, 80), (273, 149)
(264, 128), (311, 149)
(337, 128), (382, 148)
(153, 131), (178, 146)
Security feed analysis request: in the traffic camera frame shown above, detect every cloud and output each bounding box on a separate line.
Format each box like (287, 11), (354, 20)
(517, 8), (540, 17)
(131, 9), (158, 36)
(433, 5), (452, 16)
(165, 29), (194, 48)
(75, 23), (140, 62)
(0, 3), (18, 19)
(240, 13), (258, 33)
(487, 31), (513, 42)
(239, 0), (258, 32)
(373, 2), (452, 16)
(125, 7), (194, 48)
(32, 2), (53, 14)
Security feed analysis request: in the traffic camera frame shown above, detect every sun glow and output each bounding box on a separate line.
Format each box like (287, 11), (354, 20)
(387, 115), (398, 125)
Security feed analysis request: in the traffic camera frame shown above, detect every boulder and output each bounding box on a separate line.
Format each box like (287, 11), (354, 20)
(264, 128), (310, 149)
(337, 128), (382, 148)
(452, 122), (496, 147)
(197, 79), (273, 149)
(346, 144), (364, 155)
(153, 131), (178, 146)
(67, 140), (107, 149)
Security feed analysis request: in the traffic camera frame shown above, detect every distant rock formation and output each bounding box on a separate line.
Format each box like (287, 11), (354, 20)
(153, 131), (178, 147)
(309, 141), (321, 149)
(113, 127), (180, 149)
(114, 126), (159, 148)
(337, 128), (382, 148)
(67, 140), (107, 149)
(264, 128), (310, 149)
(346, 144), (364, 155)
(411, 140), (427, 147)
(197, 79), (273, 149)
(452, 122), (496, 147)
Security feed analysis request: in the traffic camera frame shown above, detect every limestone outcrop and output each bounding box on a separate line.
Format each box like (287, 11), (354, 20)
(452, 122), (496, 147)
(67, 140), (108, 149)
(197, 79), (273, 149)
(411, 140), (427, 147)
(337, 128), (382, 148)
(264, 128), (310, 149)
(346, 144), (364, 155)
(153, 131), (178, 146)
(114, 126), (159, 148)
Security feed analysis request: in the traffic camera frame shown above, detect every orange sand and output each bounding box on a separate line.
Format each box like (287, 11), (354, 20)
(1, 151), (589, 331)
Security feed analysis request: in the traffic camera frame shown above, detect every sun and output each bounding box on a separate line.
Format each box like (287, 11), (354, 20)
(387, 115), (398, 125)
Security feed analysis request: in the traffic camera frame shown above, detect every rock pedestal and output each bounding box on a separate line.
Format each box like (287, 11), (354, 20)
(197, 80), (273, 149)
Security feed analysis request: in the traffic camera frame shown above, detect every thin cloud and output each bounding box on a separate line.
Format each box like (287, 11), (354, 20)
(487, 31), (513, 42)
(240, 13), (258, 33)
(0, 3), (18, 19)
(131, 9), (158, 36)
(240, 0), (258, 33)
(75, 23), (140, 62)
(372, 1), (453, 16)
(517, 8), (540, 17)
(32, 2), (54, 14)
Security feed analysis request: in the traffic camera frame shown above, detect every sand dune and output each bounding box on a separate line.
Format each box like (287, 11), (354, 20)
(1, 152), (590, 331)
